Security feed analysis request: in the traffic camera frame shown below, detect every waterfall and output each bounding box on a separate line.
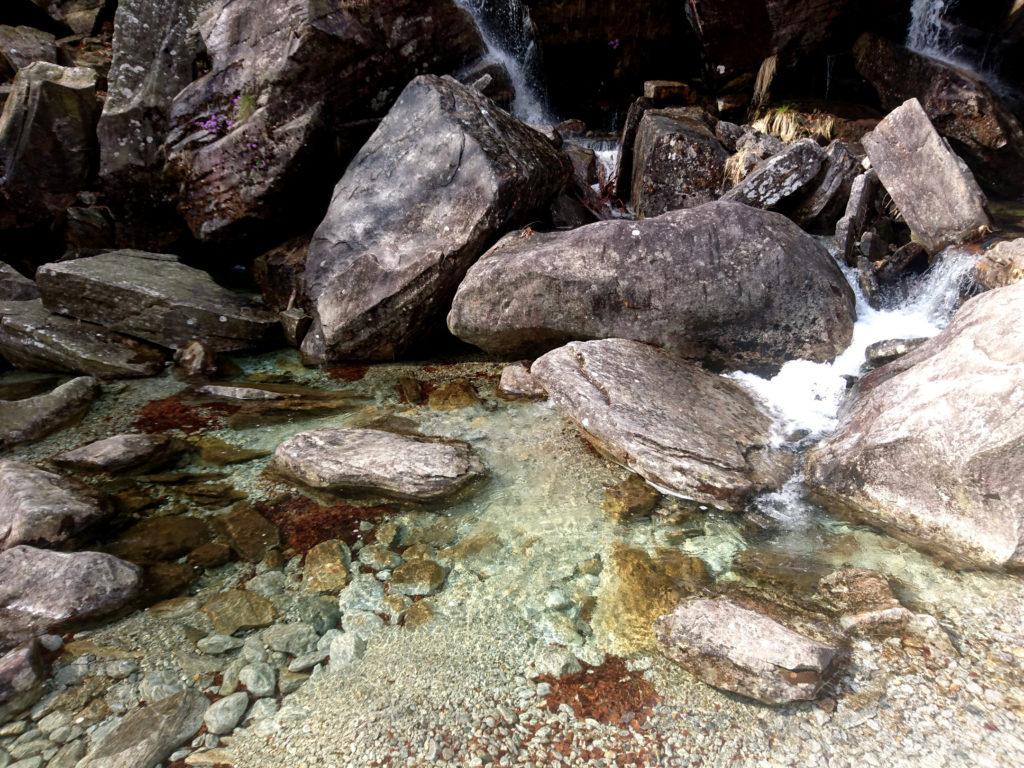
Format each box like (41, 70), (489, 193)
(907, 0), (956, 58)
(457, 0), (552, 125)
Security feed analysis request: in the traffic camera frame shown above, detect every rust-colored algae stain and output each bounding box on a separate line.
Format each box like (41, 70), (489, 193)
(537, 656), (659, 727)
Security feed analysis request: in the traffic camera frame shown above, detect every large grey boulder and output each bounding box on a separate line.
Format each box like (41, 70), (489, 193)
(0, 460), (109, 551)
(0, 62), (98, 228)
(0, 299), (166, 378)
(0, 263), (38, 300)
(0, 546), (141, 650)
(0, 25), (57, 77)
(272, 428), (486, 501)
(164, 0), (484, 243)
(807, 281), (1024, 570)
(862, 98), (991, 254)
(655, 597), (841, 705)
(449, 201), (855, 374)
(531, 339), (791, 511)
(301, 74), (569, 362)
(37, 251), (279, 352)
(54, 433), (184, 473)
(77, 689), (207, 768)
(630, 108), (728, 218)
(721, 138), (825, 211)
(0, 376), (98, 450)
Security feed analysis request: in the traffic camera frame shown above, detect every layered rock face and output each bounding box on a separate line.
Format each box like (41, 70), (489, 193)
(531, 339), (791, 511)
(862, 99), (991, 254)
(449, 201), (855, 373)
(163, 0), (485, 243)
(807, 281), (1024, 570)
(301, 75), (569, 363)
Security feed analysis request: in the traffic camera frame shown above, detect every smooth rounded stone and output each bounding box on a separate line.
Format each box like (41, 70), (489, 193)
(76, 689), (206, 768)
(200, 590), (277, 636)
(388, 560), (447, 597)
(302, 540), (350, 595)
(808, 281), (1024, 569)
(860, 98), (991, 254)
(196, 635), (243, 656)
(0, 460), (109, 551)
(237, 663), (276, 698)
(0, 547), (141, 650)
(0, 377), (98, 451)
(337, 575), (385, 615)
(0, 264), (38, 302)
(54, 433), (183, 474)
(720, 138), (826, 211)
(532, 339), (792, 511)
(497, 363), (547, 400)
(357, 545), (402, 572)
(44, 739), (84, 768)
(0, 300), (167, 380)
(300, 74), (568, 362)
(203, 692), (248, 736)
(449, 201), (856, 374)
(329, 634), (366, 667)
(975, 238), (1024, 290)
(0, 642), (45, 724)
(36, 251), (279, 353)
(271, 428), (486, 501)
(863, 338), (928, 369)
(655, 597), (842, 705)
(260, 624), (317, 656)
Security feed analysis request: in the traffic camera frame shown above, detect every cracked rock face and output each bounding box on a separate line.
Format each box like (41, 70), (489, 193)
(449, 201), (855, 374)
(301, 74), (569, 363)
(655, 597), (841, 705)
(531, 339), (792, 511)
(806, 281), (1024, 570)
(272, 428), (486, 501)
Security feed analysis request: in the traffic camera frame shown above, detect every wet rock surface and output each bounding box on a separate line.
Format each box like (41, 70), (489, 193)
(54, 433), (183, 473)
(0, 376), (98, 450)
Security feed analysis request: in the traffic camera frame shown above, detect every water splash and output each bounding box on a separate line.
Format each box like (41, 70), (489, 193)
(908, 0), (956, 58)
(457, 0), (552, 125)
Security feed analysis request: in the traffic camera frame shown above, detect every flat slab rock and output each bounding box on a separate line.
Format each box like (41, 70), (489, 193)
(0, 545), (141, 651)
(54, 433), (184, 473)
(655, 597), (841, 705)
(37, 250), (279, 352)
(531, 339), (791, 511)
(0, 375), (98, 450)
(0, 460), (109, 551)
(807, 281), (1024, 569)
(272, 428), (485, 501)
(0, 263), (39, 300)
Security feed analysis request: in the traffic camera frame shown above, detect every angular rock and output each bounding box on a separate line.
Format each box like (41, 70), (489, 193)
(630, 109), (728, 218)
(723, 130), (784, 189)
(164, 0), (484, 243)
(55, 433), (184, 473)
(0, 460), (108, 551)
(449, 201), (855, 373)
(34, 1), (106, 35)
(203, 691), (248, 736)
(271, 428), (485, 501)
(37, 251), (279, 352)
(304, 540), (351, 594)
(655, 597), (841, 704)
(0, 376), (98, 450)
(532, 340), (791, 511)
(807, 282), (1024, 569)
(0, 641), (46, 724)
(835, 170), (879, 266)
(975, 238), (1024, 291)
(497, 362), (546, 400)
(0, 300), (167, 378)
(721, 138), (825, 211)
(0, 26), (57, 77)
(0, 546), (141, 650)
(791, 141), (860, 233)
(861, 99), (991, 254)
(301, 74), (568, 362)
(0, 62), (98, 228)
(214, 506), (279, 563)
(0, 263), (38, 301)
(76, 689), (207, 768)
(200, 590), (276, 636)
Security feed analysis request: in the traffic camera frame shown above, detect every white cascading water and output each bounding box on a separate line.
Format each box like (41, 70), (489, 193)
(907, 0), (957, 58)
(457, 0), (552, 124)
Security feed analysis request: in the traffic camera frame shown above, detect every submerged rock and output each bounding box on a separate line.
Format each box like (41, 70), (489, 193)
(0, 460), (109, 551)
(861, 99), (990, 254)
(531, 339), (791, 510)
(303, 540), (351, 594)
(0, 376), (99, 450)
(449, 201), (855, 374)
(37, 250), (279, 352)
(0, 299), (167, 378)
(0, 546), (141, 650)
(721, 138), (825, 211)
(301, 74), (568, 362)
(272, 428), (486, 501)
(0, 640), (46, 724)
(655, 597), (841, 705)
(55, 433), (184, 474)
(807, 281), (1024, 569)
(201, 590), (276, 636)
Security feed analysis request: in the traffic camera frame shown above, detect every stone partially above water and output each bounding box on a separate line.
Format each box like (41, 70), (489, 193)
(0, 460), (109, 551)
(54, 433), (184, 474)
(36, 250), (279, 352)
(0, 376), (99, 450)
(531, 339), (791, 511)
(654, 597), (841, 705)
(272, 428), (486, 501)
